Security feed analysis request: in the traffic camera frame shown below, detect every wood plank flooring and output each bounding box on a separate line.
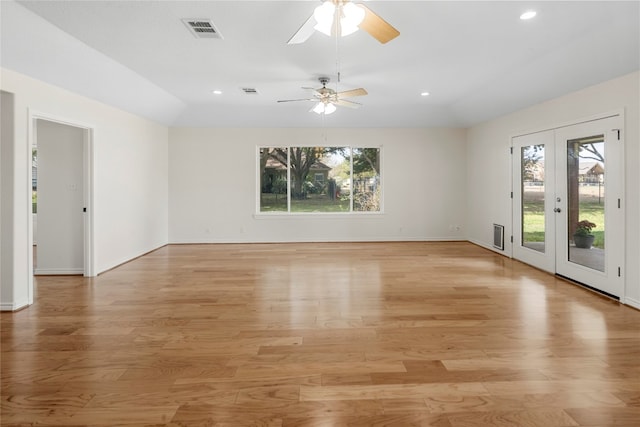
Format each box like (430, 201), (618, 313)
(2, 242), (639, 426)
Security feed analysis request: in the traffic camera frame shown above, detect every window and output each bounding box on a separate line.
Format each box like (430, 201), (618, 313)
(259, 146), (381, 213)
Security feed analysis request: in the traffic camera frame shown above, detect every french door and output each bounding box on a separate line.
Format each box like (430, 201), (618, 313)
(513, 116), (624, 298)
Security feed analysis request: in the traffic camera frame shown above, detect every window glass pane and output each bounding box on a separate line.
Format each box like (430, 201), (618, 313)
(259, 147), (288, 212)
(521, 144), (545, 252)
(258, 146), (383, 214)
(352, 147), (381, 212)
(290, 147), (350, 213)
(567, 136), (605, 272)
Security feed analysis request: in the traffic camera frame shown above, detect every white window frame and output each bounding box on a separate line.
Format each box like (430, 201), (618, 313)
(256, 145), (383, 216)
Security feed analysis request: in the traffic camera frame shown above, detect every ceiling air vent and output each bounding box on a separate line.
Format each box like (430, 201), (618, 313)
(182, 19), (222, 39)
(242, 88), (259, 95)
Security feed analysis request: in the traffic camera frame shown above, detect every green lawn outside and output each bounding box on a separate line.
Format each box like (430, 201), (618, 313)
(260, 193), (350, 213)
(260, 193), (287, 212)
(523, 200), (605, 248)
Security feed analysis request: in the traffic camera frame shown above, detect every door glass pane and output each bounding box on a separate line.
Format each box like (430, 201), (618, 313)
(521, 144), (545, 252)
(567, 135), (605, 272)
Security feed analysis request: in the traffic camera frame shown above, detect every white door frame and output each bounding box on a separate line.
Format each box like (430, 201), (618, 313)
(27, 110), (95, 302)
(511, 110), (626, 300)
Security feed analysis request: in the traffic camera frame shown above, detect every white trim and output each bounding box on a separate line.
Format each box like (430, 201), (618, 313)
(83, 128), (95, 277)
(509, 109), (624, 140)
(253, 212), (385, 219)
(35, 268), (84, 275)
(0, 299), (30, 311)
(256, 145), (384, 215)
(623, 297), (640, 310)
(170, 237), (467, 244)
(468, 238), (508, 255)
(94, 243), (167, 276)
(507, 109), (625, 269)
(27, 117), (36, 305)
(510, 110), (627, 300)
(27, 110), (97, 302)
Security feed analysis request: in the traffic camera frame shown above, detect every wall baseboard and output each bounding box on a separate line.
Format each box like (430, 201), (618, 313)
(470, 240), (639, 310)
(34, 268), (83, 275)
(169, 237), (468, 244)
(0, 300), (30, 312)
(623, 296), (640, 311)
(96, 243), (168, 276)
(468, 238), (510, 256)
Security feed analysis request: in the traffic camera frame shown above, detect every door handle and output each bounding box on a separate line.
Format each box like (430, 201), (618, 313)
(554, 208), (562, 213)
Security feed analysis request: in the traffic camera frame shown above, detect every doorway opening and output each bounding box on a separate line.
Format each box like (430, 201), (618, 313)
(28, 112), (94, 300)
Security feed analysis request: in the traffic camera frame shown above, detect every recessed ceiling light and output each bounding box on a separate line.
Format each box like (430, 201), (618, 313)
(520, 10), (537, 20)
(212, 90), (223, 95)
(421, 92), (430, 97)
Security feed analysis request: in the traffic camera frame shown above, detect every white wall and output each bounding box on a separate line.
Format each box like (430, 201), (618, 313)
(0, 68), (169, 310)
(466, 71), (640, 307)
(169, 128), (468, 243)
(36, 119), (84, 274)
(1, 91), (17, 310)
(3, 66), (638, 310)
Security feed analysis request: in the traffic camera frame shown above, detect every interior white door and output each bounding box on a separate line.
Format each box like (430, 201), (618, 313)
(35, 119), (85, 275)
(512, 115), (624, 298)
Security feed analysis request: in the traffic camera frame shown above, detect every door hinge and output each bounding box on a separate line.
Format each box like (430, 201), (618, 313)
(510, 147), (513, 154)
(618, 199), (621, 209)
(510, 235), (513, 243)
(612, 129), (620, 140)
(510, 191), (513, 199)
(618, 267), (621, 277)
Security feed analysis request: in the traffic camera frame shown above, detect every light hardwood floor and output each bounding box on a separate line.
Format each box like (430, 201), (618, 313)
(2, 242), (639, 426)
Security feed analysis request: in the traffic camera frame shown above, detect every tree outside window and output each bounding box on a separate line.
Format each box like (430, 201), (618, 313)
(259, 146), (381, 213)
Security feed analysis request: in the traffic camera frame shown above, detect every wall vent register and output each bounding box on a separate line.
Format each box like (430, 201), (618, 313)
(493, 224), (505, 250)
(182, 19), (222, 39)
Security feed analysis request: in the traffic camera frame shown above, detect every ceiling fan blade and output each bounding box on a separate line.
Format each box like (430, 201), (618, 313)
(277, 98), (316, 103)
(334, 99), (362, 109)
(287, 14), (316, 44)
(357, 4), (400, 44)
(302, 87), (322, 97)
(337, 88), (368, 98)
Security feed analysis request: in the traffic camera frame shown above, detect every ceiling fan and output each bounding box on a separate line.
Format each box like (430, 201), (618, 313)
(277, 77), (367, 115)
(288, 0), (400, 45)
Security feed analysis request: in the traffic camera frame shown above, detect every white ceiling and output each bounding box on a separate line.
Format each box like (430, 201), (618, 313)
(1, 1), (638, 128)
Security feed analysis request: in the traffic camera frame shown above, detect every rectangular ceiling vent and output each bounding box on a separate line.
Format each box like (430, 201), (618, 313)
(182, 19), (222, 39)
(241, 88), (259, 95)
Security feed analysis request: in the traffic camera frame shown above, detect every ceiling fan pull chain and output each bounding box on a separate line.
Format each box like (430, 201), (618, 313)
(321, 111), (327, 143)
(335, 20), (341, 89)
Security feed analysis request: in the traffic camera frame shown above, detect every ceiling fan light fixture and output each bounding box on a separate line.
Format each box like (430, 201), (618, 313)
(341, 3), (365, 36)
(313, 2), (335, 36)
(313, 101), (336, 115)
(313, 1), (365, 38)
